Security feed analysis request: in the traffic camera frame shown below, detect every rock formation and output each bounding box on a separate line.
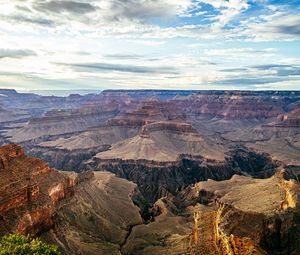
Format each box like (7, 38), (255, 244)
(0, 144), (299, 254)
(87, 147), (278, 204)
(184, 172), (300, 254)
(0, 144), (75, 236)
(0, 90), (299, 255)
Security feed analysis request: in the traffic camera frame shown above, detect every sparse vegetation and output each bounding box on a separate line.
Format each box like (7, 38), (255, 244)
(0, 234), (60, 255)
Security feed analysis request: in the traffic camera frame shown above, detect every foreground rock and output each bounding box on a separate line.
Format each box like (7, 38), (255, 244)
(0, 144), (143, 254)
(0, 144), (75, 236)
(184, 173), (300, 254)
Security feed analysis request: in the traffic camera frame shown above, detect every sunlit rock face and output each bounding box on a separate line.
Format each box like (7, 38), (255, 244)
(176, 173), (300, 255)
(0, 144), (75, 236)
(0, 145), (144, 255)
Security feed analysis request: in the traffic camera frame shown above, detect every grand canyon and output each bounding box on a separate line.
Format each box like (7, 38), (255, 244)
(1, 0), (300, 253)
(0, 89), (299, 254)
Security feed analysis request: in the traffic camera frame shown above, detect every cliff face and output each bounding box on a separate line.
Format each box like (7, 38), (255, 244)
(5, 110), (117, 143)
(43, 171), (143, 255)
(182, 173), (300, 255)
(0, 144), (75, 236)
(0, 145), (144, 254)
(172, 94), (285, 120)
(87, 148), (277, 204)
(28, 145), (107, 171)
(273, 109), (300, 127)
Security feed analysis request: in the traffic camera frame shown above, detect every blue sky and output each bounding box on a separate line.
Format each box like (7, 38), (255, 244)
(0, 0), (299, 91)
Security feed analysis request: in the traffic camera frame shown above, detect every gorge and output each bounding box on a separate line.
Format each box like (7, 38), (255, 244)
(0, 89), (299, 254)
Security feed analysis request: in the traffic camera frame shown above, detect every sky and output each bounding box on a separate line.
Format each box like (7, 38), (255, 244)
(0, 0), (299, 92)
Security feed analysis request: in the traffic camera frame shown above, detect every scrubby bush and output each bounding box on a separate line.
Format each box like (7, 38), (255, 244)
(0, 234), (60, 255)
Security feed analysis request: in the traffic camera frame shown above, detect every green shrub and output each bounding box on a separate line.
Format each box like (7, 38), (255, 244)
(0, 234), (60, 255)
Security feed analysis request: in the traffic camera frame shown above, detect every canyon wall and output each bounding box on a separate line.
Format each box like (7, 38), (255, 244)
(87, 147), (277, 204)
(0, 144), (76, 236)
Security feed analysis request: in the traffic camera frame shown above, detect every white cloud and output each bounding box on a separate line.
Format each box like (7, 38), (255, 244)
(204, 48), (277, 57)
(242, 13), (300, 41)
(200, 0), (249, 27)
(126, 39), (166, 46)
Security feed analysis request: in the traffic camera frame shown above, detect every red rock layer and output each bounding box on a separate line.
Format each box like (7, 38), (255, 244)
(274, 109), (300, 127)
(172, 95), (286, 120)
(0, 144), (76, 236)
(140, 121), (194, 135)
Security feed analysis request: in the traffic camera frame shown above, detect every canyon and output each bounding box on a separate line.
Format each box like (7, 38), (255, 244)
(0, 89), (299, 254)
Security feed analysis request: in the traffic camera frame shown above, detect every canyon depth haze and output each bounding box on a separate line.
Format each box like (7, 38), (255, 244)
(0, 1), (300, 255)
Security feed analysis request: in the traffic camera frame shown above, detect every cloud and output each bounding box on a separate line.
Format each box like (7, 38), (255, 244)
(58, 62), (178, 74)
(276, 24), (300, 36)
(252, 64), (292, 70)
(34, 0), (97, 14)
(0, 1), (299, 91)
(0, 49), (36, 59)
(103, 0), (191, 21)
(199, 0), (249, 27)
(220, 68), (248, 72)
(9, 14), (55, 26)
(126, 40), (166, 46)
(242, 13), (300, 41)
(213, 61), (300, 88)
(104, 54), (144, 59)
(205, 48), (277, 56)
(214, 77), (286, 86)
(1, 0), (299, 42)
(252, 64), (300, 77)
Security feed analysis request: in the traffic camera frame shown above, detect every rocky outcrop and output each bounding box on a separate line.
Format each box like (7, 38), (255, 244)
(140, 121), (194, 136)
(273, 109), (300, 127)
(0, 144), (76, 236)
(214, 180), (299, 254)
(0, 145), (144, 254)
(182, 173), (300, 255)
(42, 171), (143, 255)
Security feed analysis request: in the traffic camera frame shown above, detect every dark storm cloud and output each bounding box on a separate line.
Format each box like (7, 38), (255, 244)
(34, 0), (97, 14)
(0, 49), (36, 59)
(58, 62), (178, 74)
